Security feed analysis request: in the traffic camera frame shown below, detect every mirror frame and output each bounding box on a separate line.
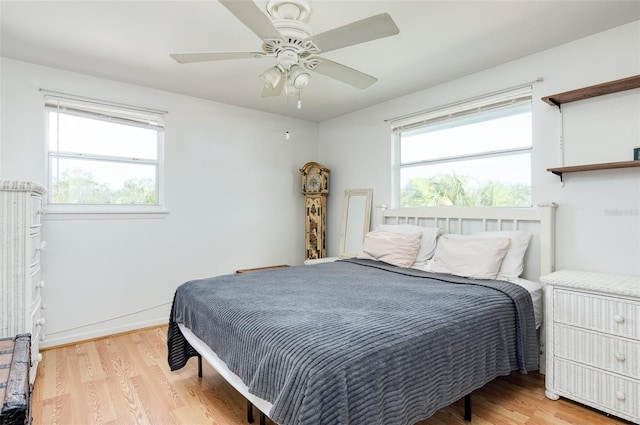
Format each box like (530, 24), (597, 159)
(339, 188), (373, 258)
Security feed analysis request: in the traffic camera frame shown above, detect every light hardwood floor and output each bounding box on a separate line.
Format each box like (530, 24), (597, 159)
(32, 326), (632, 425)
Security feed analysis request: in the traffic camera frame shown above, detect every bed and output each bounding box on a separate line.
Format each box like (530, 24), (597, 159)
(168, 203), (557, 425)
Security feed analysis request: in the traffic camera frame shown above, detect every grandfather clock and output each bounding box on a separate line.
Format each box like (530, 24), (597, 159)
(300, 162), (330, 260)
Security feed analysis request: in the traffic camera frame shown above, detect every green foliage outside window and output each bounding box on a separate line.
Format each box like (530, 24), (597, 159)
(401, 172), (530, 207)
(52, 169), (156, 205)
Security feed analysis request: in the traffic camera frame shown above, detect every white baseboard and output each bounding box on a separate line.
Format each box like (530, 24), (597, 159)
(40, 304), (171, 349)
(40, 316), (168, 349)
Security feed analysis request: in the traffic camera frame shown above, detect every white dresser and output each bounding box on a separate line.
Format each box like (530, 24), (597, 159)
(542, 270), (640, 424)
(0, 180), (47, 383)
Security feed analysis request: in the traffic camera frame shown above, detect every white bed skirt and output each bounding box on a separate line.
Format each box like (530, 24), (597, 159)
(177, 323), (274, 417)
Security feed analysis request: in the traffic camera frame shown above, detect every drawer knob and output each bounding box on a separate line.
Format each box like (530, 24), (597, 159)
(36, 317), (46, 326)
(614, 314), (625, 324)
(615, 391), (626, 401)
(37, 241), (47, 251)
(37, 280), (46, 289)
(615, 352), (626, 362)
(35, 353), (43, 362)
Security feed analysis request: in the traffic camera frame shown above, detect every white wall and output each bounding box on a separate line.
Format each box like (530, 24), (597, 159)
(319, 21), (640, 276)
(1, 58), (318, 346)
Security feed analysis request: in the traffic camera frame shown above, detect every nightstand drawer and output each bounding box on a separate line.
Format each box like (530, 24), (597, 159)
(554, 324), (640, 379)
(31, 194), (43, 229)
(31, 296), (44, 335)
(30, 298), (44, 374)
(30, 232), (46, 267)
(30, 266), (44, 304)
(554, 359), (639, 421)
(554, 290), (640, 339)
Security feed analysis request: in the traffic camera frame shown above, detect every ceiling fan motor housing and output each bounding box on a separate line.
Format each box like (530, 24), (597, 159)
(263, 0), (319, 66)
(262, 18), (318, 57)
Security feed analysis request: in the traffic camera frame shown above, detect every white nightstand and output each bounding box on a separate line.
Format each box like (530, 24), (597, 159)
(541, 270), (640, 424)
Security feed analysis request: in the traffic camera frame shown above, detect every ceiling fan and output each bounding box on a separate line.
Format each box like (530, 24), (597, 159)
(170, 0), (399, 103)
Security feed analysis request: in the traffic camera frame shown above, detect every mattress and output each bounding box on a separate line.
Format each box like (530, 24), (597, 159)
(512, 278), (542, 328)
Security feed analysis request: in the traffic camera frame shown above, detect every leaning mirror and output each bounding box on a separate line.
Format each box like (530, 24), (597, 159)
(339, 189), (373, 258)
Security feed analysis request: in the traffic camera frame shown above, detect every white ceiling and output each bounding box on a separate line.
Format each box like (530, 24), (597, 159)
(2, 1), (639, 122)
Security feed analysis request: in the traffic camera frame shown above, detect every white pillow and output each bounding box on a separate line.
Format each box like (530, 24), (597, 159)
(357, 230), (422, 268)
(379, 224), (441, 269)
(445, 231), (532, 282)
(429, 236), (511, 280)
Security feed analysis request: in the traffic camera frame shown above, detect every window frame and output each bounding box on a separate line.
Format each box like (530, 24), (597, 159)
(391, 86), (533, 208)
(44, 93), (167, 216)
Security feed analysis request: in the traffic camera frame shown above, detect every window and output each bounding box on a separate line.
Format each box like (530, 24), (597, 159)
(391, 86), (532, 208)
(45, 94), (165, 213)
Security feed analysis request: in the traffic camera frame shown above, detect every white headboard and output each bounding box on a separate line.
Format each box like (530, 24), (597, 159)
(377, 203), (557, 282)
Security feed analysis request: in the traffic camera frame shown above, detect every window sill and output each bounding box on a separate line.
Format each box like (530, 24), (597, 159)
(43, 205), (169, 220)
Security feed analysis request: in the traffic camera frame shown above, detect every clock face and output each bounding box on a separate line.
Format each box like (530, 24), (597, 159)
(305, 169), (321, 191)
(306, 175), (321, 191)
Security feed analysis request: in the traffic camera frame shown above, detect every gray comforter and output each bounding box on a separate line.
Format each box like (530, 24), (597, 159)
(168, 259), (538, 425)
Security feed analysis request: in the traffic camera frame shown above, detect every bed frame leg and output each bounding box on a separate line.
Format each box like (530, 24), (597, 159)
(260, 411), (266, 425)
(247, 400), (254, 423)
(197, 354), (203, 378)
(464, 393), (472, 421)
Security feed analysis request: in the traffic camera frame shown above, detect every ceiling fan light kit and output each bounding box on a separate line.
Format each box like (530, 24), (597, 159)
(260, 65), (284, 89)
(289, 64), (310, 89)
(170, 0), (399, 105)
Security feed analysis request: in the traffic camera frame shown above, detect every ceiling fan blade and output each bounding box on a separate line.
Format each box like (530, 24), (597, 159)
(262, 73), (285, 97)
(170, 51), (265, 64)
(303, 13), (399, 53)
(306, 57), (377, 89)
(219, 0), (282, 40)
